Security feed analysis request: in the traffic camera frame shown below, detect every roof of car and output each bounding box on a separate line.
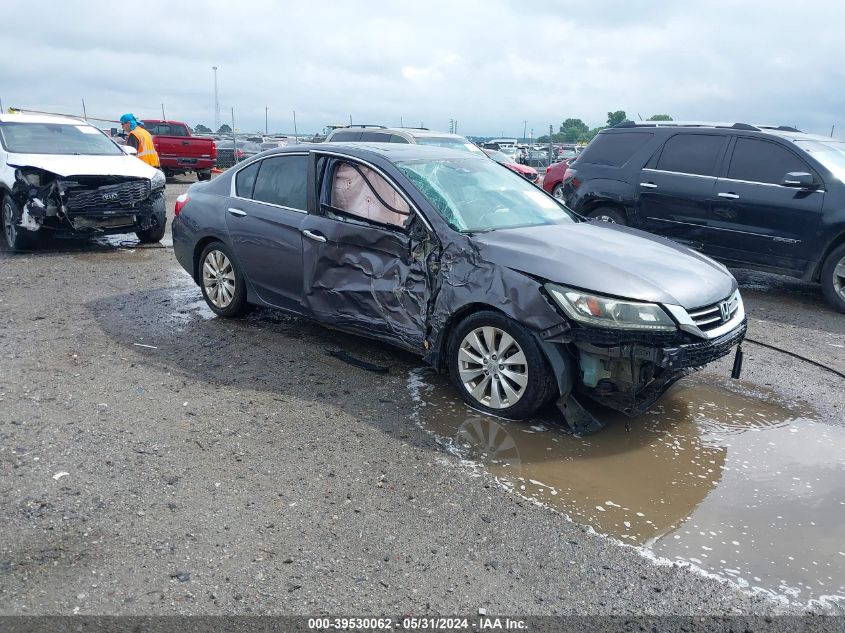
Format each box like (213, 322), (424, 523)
(607, 120), (838, 143)
(267, 142), (486, 162)
(0, 112), (89, 126)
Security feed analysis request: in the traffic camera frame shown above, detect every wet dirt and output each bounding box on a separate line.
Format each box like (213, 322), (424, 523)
(410, 371), (845, 607)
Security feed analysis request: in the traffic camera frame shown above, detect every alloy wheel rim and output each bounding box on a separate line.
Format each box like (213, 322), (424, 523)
(833, 256), (845, 301)
(458, 326), (528, 409)
(553, 186), (565, 200)
(202, 250), (236, 308)
(595, 214), (617, 223)
(3, 202), (15, 246)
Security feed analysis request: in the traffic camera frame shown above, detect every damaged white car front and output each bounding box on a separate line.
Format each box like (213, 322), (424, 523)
(0, 113), (166, 250)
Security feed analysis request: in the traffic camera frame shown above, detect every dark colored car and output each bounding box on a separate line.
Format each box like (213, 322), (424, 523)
(171, 143), (746, 434)
(562, 121), (845, 312)
(483, 149), (539, 183)
(215, 141), (262, 169)
(543, 158), (573, 199)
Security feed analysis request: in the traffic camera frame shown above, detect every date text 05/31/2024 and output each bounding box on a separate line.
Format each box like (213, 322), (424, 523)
(307, 617), (527, 630)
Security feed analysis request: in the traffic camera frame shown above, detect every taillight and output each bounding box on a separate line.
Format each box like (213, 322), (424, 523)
(545, 166), (551, 174)
(563, 168), (581, 189)
(174, 193), (189, 217)
(235, 149), (245, 158)
(211, 141), (217, 158)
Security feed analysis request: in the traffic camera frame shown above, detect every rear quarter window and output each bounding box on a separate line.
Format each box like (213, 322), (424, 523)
(577, 132), (653, 167)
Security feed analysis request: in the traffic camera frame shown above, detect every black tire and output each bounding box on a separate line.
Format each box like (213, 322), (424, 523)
(198, 241), (250, 317)
(2, 194), (37, 251)
(197, 170), (212, 182)
(136, 197), (167, 243)
(447, 310), (557, 420)
(587, 206), (627, 225)
(552, 184), (565, 200)
(820, 243), (845, 313)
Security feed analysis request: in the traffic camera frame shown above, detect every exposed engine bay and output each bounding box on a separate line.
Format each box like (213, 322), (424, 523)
(9, 167), (165, 236)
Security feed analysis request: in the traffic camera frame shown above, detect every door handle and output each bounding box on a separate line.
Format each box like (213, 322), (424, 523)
(227, 207), (247, 217)
(181, 141), (190, 145)
(640, 182), (658, 189)
(717, 192), (740, 200)
(302, 229), (327, 243)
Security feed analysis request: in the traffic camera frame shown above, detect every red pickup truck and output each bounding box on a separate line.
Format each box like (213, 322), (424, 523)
(141, 120), (217, 181)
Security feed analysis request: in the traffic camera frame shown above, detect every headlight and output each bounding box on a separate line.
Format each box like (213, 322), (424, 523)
(546, 284), (677, 331)
(150, 169), (166, 190)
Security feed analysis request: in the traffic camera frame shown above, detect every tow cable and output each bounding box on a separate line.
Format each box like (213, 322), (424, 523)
(744, 337), (845, 381)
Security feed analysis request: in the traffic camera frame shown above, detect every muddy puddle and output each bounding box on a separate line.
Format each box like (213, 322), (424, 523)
(410, 371), (845, 607)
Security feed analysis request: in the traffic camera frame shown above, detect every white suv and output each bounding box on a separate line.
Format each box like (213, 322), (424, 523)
(0, 113), (166, 250)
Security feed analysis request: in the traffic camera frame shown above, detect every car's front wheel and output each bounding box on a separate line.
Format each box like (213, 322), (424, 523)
(198, 241), (250, 317)
(552, 184), (565, 200)
(136, 197), (167, 243)
(448, 310), (557, 420)
(820, 243), (845, 313)
(2, 195), (36, 251)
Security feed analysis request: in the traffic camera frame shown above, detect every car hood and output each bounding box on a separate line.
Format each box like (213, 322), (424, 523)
(507, 162), (536, 175)
(472, 222), (735, 309)
(6, 153), (158, 179)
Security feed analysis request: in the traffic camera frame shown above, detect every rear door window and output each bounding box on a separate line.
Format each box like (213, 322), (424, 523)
(360, 131), (391, 142)
(655, 134), (725, 176)
(251, 155), (308, 209)
(577, 132), (653, 166)
(329, 130), (362, 142)
(389, 134), (410, 143)
(727, 138), (811, 184)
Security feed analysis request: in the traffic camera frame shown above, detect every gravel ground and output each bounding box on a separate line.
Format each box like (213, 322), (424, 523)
(1, 176), (843, 617)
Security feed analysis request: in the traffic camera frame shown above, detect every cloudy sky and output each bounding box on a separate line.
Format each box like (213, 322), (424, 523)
(2, 0), (843, 138)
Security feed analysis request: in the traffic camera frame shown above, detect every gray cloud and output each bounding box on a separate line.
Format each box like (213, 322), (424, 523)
(1, 0), (842, 137)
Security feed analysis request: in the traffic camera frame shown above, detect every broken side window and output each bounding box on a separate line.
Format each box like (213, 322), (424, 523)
(329, 162), (410, 229)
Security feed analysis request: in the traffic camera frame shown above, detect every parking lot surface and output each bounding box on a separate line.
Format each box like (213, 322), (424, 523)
(1, 177), (843, 616)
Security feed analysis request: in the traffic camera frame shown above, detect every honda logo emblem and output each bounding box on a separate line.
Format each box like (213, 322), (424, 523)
(719, 300), (731, 323)
(102, 192), (119, 202)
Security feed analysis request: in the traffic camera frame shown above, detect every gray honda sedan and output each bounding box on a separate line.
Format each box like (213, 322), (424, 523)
(172, 144), (746, 434)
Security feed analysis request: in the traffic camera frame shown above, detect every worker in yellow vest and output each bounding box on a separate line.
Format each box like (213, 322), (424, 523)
(119, 113), (160, 168)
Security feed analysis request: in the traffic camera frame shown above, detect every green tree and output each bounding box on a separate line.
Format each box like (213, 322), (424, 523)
(217, 124), (232, 134)
(195, 123), (212, 133)
(560, 118), (588, 133)
(606, 110), (627, 127)
(647, 114), (673, 121)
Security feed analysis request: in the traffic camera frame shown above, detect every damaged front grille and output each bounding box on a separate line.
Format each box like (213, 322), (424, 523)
(64, 179), (151, 212)
(667, 319), (747, 369)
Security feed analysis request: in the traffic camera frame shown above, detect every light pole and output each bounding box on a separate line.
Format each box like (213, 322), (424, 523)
(265, 106), (268, 135)
(212, 66), (220, 132)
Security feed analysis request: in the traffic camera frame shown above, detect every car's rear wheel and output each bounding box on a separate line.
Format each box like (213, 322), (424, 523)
(588, 206), (627, 225)
(199, 241), (250, 317)
(820, 243), (845, 313)
(197, 170), (212, 182)
(448, 310), (556, 420)
(2, 195), (36, 251)
(552, 184), (565, 200)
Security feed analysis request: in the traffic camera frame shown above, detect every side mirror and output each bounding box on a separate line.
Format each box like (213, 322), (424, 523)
(122, 145), (138, 156)
(782, 172), (815, 188)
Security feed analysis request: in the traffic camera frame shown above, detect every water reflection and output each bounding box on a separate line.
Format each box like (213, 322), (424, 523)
(411, 371), (845, 606)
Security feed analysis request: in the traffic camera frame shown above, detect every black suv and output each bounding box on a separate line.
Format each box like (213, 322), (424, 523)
(562, 122), (845, 312)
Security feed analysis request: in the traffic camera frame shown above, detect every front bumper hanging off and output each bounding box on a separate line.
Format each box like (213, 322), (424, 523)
(540, 319), (748, 435)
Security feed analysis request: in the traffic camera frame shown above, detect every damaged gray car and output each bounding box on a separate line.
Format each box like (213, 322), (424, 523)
(172, 143), (747, 433)
(0, 113), (167, 249)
